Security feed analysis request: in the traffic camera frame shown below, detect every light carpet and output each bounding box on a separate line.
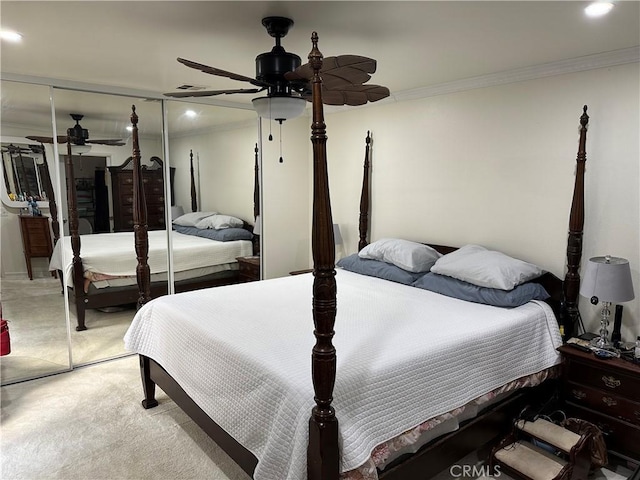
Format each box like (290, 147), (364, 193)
(1, 355), (251, 480)
(1, 276), (136, 384)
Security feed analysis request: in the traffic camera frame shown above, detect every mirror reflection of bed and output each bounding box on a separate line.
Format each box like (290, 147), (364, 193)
(0, 81), (263, 384)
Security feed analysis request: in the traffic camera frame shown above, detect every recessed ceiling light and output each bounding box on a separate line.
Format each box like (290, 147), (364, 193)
(0, 29), (23, 43)
(126, 126), (133, 132)
(585, 2), (614, 17)
(185, 110), (197, 118)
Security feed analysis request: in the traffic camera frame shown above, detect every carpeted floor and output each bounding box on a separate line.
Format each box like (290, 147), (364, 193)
(1, 276), (135, 384)
(1, 355), (251, 480)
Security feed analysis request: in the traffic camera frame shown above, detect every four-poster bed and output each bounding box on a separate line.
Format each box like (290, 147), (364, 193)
(51, 123), (259, 331)
(125, 35), (588, 480)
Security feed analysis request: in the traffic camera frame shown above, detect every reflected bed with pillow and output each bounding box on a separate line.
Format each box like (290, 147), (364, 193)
(172, 211), (254, 242)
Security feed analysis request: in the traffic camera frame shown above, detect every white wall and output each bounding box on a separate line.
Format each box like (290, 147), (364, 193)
(321, 62), (639, 343)
(168, 125), (258, 221)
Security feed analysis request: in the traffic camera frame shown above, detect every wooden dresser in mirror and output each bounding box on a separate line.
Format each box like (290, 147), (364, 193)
(109, 156), (175, 232)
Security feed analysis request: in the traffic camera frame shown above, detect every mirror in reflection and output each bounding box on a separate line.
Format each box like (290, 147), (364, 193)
(0, 81), (70, 385)
(47, 89), (167, 367)
(165, 101), (261, 288)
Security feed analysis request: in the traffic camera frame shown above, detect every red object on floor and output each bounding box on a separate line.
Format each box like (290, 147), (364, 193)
(1, 319), (10, 356)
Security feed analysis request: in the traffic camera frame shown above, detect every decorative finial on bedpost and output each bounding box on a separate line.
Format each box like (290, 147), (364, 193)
(359, 131), (372, 251)
(131, 104), (151, 309)
(308, 32), (340, 480)
(563, 105), (589, 339)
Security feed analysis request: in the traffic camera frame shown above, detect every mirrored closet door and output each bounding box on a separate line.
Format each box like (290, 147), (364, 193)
(165, 101), (261, 289)
(50, 88), (166, 366)
(0, 81), (71, 385)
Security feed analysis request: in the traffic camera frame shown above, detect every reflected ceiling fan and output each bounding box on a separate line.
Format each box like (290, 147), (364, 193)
(1, 144), (41, 156)
(164, 17), (390, 123)
(26, 114), (125, 146)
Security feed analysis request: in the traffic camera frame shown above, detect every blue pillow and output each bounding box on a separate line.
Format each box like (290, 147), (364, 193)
(411, 272), (550, 308)
(337, 254), (424, 285)
(196, 227), (253, 242)
(173, 224), (252, 242)
(173, 225), (200, 235)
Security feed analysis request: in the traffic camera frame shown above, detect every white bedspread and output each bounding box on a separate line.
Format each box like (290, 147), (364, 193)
(124, 269), (562, 480)
(49, 230), (252, 285)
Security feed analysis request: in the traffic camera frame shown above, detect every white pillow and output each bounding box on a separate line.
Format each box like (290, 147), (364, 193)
(195, 214), (244, 230)
(430, 244), (544, 290)
(172, 211), (216, 227)
(358, 238), (442, 273)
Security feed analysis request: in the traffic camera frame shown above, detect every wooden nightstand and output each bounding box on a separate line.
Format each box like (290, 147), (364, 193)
(237, 256), (260, 283)
(19, 215), (54, 280)
(558, 344), (640, 463)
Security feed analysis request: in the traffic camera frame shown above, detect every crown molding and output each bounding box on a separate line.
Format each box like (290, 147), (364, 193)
(392, 46), (640, 103)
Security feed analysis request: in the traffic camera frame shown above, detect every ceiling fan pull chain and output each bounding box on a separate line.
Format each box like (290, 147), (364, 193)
(279, 123), (284, 163)
(268, 98), (273, 141)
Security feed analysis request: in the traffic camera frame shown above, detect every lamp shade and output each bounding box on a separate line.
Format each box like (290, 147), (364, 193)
(580, 256), (635, 303)
(333, 224), (343, 246)
(252, 96), (306, 122)
(253, 215), (262, 236)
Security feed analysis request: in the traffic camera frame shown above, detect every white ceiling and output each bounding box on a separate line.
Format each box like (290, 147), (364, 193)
(1, 1), (639, 138)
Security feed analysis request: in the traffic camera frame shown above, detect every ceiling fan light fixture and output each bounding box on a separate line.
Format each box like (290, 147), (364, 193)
(71, 144), (92, 155)
(252, 96), (306, 122)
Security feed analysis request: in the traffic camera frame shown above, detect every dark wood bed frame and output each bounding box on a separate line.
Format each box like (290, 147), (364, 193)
(133, 34), (589, 480)
(61, 116), (259, 331)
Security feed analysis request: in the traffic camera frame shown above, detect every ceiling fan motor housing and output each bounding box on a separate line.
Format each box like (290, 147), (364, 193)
(67, 124), (89, 144)
(255, 48), (301, 96)
(256, 17), (301, 97)
(68, 114), (89, 144)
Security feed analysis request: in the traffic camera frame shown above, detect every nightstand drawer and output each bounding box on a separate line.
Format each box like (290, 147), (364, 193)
(565, 359), (640, 398)
(565, 381), (640, 426)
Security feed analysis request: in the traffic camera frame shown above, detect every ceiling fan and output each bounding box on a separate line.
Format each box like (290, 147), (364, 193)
(1, 144), (43, 156)
(26, 114), (125, 146)
(164, 17), (390, 122)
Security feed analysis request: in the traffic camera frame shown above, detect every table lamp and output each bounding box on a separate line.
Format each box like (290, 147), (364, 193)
(580, 255), (634, 349)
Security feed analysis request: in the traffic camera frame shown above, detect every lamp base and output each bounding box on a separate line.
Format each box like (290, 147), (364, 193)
(590, 301), (615, 351)
(590, 336), (615, 350)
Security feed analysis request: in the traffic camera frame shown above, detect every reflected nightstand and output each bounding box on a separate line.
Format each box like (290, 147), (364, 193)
(237, 256), (260, 283)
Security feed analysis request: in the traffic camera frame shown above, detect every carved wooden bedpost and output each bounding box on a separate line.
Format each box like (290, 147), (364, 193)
(65, 139), (86, 331)
(131, 106), (151, 308)
(563, 105), (588, 338)
(307, 32), (339, 480)
(190, 149), (198, 212)
(38, 147), (60, 246)
(358, 131), (372, 251)
(253, 143), (261, 255)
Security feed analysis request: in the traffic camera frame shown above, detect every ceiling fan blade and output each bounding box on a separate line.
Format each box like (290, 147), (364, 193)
(25, 135), (53, 144)
(86, 139), (126, 146)
(164, 88), (264, 99)
(286, 55), (377, 90)
(177, 58), (272, 88)
(302, 84), (391, 106)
